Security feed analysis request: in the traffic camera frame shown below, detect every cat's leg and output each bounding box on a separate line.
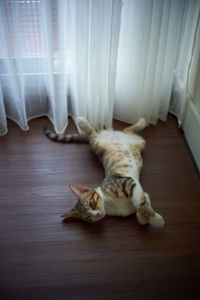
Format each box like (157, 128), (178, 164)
(136, 196), (148, 225)
(136, 192), (151, 225)
(132, 182), (165, 228)
(123, 118), (146, 134)
(76, 117), (108, 157)
(76, 116), (96, 136)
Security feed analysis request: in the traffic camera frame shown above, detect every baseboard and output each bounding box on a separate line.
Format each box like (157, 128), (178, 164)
(182, 101), (200, 176)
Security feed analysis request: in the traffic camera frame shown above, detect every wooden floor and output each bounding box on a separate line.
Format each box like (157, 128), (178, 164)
(0, 115), (200, 300)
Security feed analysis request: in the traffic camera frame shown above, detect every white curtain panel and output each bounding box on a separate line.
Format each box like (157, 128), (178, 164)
(114, 0), (200, 125)
(0, 0), (199, 136)
(0, 0), (121, 135)
(170, 0), (200, 123)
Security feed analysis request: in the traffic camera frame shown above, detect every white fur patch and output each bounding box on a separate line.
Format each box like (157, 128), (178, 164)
(97, 130), (144, 146)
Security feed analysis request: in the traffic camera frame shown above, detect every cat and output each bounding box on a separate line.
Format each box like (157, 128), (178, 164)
(44, 117), (165, 228)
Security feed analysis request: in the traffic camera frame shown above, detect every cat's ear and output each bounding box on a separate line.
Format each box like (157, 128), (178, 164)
(70, 184), (90, 198)
(61, 209), (78, 219)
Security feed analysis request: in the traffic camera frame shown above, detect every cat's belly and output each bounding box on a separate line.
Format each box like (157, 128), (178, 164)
(97, 130), (144, 145)
(104, 197), (136, 217)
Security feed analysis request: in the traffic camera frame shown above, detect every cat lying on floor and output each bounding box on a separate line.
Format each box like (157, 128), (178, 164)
(44, 117), (164, 228)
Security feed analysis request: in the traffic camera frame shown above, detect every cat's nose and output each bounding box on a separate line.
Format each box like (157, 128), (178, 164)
(96, 211), (103, 218)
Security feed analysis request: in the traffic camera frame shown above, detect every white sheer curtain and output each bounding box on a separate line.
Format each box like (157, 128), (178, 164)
(0, 0), (199, 136)
(114, 0), (200, 125)
(0, 0), (121, 135)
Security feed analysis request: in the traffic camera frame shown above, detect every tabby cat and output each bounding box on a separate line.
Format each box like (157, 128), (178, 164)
(44, 117), (165, 227)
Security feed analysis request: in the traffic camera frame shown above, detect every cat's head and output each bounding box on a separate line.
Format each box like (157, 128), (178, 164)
(61, 184), (105, 223)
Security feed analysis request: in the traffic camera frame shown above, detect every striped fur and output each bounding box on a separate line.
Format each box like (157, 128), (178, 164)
(45, 117), (164, 227)
(101, 176), (136, 199)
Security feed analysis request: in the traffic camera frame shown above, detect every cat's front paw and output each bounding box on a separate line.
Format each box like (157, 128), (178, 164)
(149, 213), (165, 228)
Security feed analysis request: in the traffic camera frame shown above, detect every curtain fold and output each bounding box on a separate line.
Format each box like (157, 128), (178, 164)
(114, 0), (200, 125)
(0, 0), (199, 136)
(0, 0), (121, 135)
(66, 0), (122, 128)
(170, 0), (200, 123)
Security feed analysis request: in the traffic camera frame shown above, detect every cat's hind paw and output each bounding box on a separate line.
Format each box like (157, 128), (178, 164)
(76, 116), (89, 128)
(137, 118), (146, 130)
(76, 116), (95, 135)
(149, 213), (165, 228)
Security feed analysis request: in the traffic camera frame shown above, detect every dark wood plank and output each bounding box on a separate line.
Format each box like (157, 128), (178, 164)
(0, 115), (200, 300)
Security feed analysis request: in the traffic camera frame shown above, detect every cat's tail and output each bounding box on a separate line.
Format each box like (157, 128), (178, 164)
(43, 126), (89, 143)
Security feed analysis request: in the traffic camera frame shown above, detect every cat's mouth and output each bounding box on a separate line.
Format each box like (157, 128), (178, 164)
(91, 211), (105, 222)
